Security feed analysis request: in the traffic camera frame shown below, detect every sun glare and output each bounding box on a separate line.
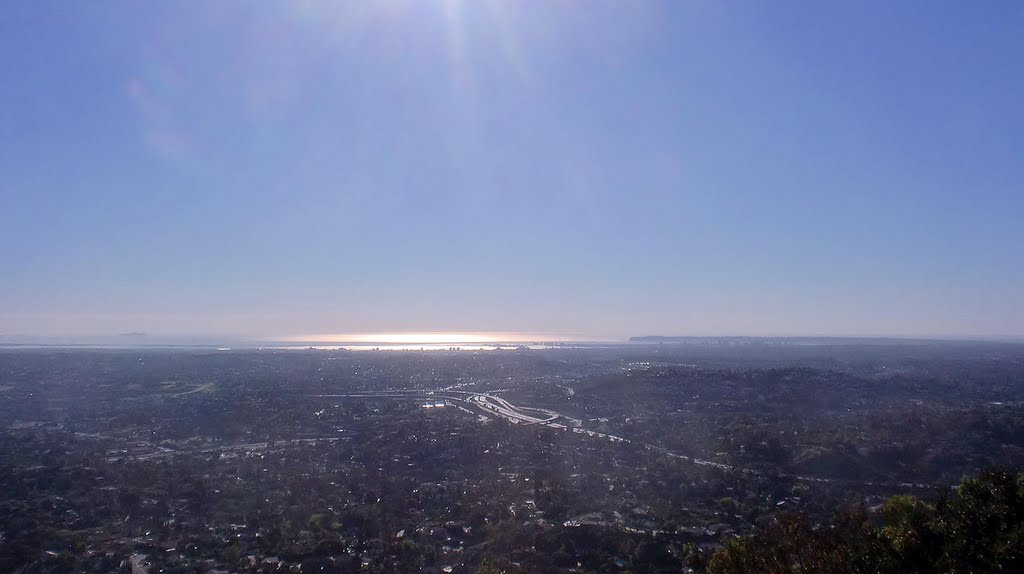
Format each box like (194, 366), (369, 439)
(279, 332), (563, 344)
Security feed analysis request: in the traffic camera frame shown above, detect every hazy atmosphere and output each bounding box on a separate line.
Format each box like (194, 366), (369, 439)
(5, 5), (1024, 573)
(2, 1), (1022, 342)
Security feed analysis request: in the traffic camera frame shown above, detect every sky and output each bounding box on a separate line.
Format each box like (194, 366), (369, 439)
(1, 1), (1022, 343)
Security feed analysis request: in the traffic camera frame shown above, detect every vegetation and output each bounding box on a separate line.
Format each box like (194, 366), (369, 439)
(710, 470), (1024, 574)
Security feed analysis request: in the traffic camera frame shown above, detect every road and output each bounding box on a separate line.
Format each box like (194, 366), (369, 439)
(105, 437), (350, 462)
(317, 387), (933, 490)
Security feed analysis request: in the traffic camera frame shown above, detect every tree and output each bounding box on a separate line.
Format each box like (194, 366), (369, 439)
(710, 470), (1024, 574)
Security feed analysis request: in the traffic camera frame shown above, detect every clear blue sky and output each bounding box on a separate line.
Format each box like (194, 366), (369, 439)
(2, 1), (1022, 341)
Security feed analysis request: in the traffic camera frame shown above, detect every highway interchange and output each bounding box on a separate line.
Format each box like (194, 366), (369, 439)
(312, 387), (932, 490)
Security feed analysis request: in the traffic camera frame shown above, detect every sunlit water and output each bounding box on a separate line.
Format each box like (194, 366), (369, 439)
(268, 343), (576, 351)
(266, 331), (614, 351)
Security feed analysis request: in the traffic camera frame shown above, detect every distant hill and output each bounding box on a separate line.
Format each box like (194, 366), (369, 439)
(628, 335), (989, 346)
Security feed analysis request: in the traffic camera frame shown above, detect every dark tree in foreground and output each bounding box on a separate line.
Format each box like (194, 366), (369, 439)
(709, 470), (1024, 574)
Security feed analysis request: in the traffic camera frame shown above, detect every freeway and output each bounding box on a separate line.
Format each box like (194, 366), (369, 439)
(313, 388), (933, 490)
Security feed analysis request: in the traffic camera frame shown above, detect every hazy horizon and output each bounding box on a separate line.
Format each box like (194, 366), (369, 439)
(3, 2), (1022, 340)
(2, 331), (1023, 348)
